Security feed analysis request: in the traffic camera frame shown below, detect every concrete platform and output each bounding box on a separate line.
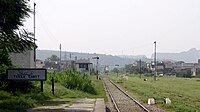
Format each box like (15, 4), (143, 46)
(94, 99), (106, 112)
(27, 98), (105, 112)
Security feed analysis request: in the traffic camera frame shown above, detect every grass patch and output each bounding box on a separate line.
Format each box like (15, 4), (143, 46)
(46, 75), (107, 100)
(0, 73), (106, 112)
(0, 90), (50, 112)
(89, 75), (108, 101)
(46, 70), (97, 94)
(44, 71), (106, 99)
(109, 74), (200, 112)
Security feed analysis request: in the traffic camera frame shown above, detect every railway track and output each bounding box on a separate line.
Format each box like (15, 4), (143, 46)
(104, 78), (149, 112)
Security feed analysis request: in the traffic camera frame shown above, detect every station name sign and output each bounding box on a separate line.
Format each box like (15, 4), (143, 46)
(6, 68), (47, 81)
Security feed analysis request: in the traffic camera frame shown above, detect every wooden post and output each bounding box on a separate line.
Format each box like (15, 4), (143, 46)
(41, 81), (43, 92)
(52, 77), (54, 95)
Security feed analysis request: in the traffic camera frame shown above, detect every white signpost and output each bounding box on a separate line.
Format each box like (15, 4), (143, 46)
(6, 68), (47, 81)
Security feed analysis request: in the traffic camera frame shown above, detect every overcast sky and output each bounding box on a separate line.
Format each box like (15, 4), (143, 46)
(24, 0), (200, 58)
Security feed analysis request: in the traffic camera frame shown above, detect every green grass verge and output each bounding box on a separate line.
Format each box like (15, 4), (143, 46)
(109, 74), (200, 112)
(43, 75), (106, 99)
(0, 75), (106, 112)
(0, 90), (50, 112)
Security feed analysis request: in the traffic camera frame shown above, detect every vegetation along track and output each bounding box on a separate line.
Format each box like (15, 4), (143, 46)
(103, 78), (149, 112)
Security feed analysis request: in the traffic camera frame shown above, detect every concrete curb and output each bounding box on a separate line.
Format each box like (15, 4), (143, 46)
(94, 99), (106, 112)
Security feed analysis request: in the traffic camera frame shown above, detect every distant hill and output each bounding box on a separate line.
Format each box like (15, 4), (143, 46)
(152, 48), (200, 63)
(36, 50), (144, 67)
(118, 55), (147, 59)
(37, 48), (200, 67)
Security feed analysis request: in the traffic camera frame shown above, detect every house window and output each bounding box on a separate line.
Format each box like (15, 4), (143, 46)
(79, 64), (88, 70)
(79, 64), (84, 68)
(85, 64), (88, 70)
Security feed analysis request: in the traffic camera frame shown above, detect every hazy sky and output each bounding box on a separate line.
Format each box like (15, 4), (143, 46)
(24, 0), (200, 58)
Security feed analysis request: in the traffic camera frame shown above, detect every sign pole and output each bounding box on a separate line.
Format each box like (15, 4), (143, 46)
(41, 81), (43, 92)
(52, 77), (54, 95)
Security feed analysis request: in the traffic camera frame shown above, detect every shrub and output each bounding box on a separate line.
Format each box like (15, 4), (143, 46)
(49, 70), (97, 94)
(176, 70), (192, 78)
(0, 90), (50, 111)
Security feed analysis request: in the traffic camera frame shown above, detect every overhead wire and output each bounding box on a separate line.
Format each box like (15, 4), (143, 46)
(37, 11), (59, 44)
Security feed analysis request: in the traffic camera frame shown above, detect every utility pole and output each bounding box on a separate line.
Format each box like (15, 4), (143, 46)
(154, 41), (157, 81)
(60, 44), (61, 72)
(33, 3), (44, 92)
(139, 59), (142, 79)
(34, 3), (36, 68)
(97, 58), (99, 78)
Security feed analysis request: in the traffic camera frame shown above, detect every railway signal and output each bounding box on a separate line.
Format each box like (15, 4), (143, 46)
(115, 64), (119, 77)
(92, 56), (99, 79)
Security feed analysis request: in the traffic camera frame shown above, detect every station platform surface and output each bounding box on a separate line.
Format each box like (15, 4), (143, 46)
(27, 98), (106, 112)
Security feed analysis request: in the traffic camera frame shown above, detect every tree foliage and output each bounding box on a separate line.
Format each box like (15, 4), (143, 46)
(47, 55), (60, 61)
(0, 0), (36, 53)
(175, 69), (192, 78)
(124, 64), (149, 74)
(112, 68), (119, 73)
(124, 64), (139, 74)
(48, 70), (97, 94)
(0, 0), (36, 92)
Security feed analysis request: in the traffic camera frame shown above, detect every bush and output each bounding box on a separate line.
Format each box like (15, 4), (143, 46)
(48, 70), (97, 94)
(176, 70), (192, 78)
(0, 90), (50, 111)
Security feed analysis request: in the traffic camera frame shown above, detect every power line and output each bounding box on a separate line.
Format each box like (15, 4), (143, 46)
(37, 11), (59, 44)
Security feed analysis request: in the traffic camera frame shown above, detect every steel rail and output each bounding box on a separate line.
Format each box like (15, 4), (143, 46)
(109, 79), (150, 112)
(103, 81), (121, 112)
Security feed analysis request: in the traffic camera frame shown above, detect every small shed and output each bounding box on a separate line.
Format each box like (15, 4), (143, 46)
(75, 59), (93, 75)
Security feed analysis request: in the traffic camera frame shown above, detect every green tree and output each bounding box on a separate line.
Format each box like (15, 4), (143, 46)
(124, 64), (140, 74)
(124, 64), (151, 75)
(176, 69), (192, 78)
(0, 0), (36, 54)
(112, 68), (119, 73)
(47, 55), (60, 61)
(0, 0), (36, 92)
